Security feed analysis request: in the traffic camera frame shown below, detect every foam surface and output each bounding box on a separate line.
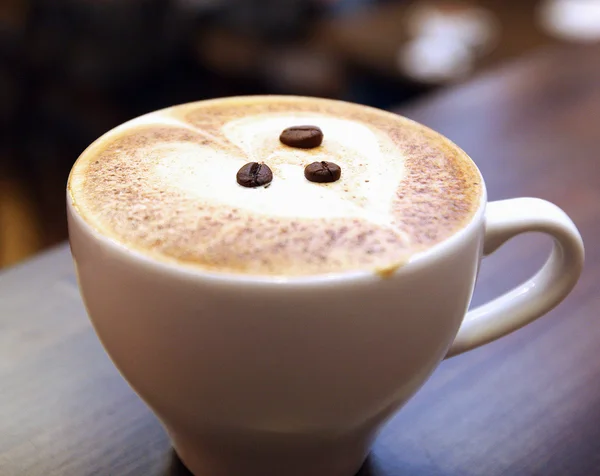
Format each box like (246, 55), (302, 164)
(68, 96), (483, 276)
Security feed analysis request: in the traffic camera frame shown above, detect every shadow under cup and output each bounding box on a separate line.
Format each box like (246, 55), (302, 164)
(67, 180), (486, 476)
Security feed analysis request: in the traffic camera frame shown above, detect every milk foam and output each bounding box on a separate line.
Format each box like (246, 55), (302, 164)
(154, 113), (406, 233)
(69, 96), (482, 276)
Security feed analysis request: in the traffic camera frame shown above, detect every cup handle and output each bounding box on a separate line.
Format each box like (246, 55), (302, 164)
(445, 198), (585, 358)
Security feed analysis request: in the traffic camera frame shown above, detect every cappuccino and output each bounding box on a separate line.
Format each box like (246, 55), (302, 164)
(68, 96), (482, 276)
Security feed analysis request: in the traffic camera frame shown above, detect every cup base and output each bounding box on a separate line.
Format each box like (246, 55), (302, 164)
(170, 428), (372, 476)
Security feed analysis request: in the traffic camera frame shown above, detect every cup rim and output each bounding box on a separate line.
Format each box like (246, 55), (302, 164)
(67, 95), (488, 287)
(67, 193), (487, 289)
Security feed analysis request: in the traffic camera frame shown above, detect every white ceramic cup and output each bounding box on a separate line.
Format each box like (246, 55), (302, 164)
(67, 122), (584, 476)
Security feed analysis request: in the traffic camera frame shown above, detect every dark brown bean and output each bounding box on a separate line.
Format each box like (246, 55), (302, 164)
(280, 125), (323, 149)
(304, 161), (342, 183)
(236, 162), (273, 188)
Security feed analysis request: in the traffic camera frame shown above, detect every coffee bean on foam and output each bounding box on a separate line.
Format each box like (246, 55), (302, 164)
(280, 125), (323, 149)
(236, 162), (273, 188)
(304, 161), (342, 183)
(68, 96), (483, 277)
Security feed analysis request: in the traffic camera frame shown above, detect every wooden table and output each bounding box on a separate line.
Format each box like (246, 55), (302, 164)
(1, 44), (599, 475)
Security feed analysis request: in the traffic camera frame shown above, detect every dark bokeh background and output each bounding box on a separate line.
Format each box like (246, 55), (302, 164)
(0, 0), (588, 267)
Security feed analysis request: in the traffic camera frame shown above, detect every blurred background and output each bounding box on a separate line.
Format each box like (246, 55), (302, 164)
(1, 0), (599, 268)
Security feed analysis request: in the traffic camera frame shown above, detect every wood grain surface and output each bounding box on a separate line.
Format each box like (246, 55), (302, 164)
(1, 44), (600, 476)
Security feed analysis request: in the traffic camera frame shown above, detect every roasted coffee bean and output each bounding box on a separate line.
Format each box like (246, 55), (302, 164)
(236, 162), (273, 188)
(280, 125), (323, 149)
(304, 161), (341, 183)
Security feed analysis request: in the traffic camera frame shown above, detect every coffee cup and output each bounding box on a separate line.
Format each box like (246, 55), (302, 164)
(67, 96), (584, 476)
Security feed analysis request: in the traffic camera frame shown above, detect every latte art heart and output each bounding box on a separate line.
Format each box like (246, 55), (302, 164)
(68, 96), (482, 277)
